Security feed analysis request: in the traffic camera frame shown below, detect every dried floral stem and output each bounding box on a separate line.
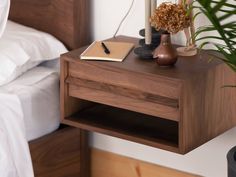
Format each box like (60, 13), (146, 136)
(150, 2), (191, 34)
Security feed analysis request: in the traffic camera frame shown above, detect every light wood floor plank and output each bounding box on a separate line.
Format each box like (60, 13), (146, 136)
(91, 148), (202, 177)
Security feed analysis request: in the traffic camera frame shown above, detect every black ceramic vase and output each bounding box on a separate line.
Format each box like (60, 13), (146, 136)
(227, 146), (236, 177)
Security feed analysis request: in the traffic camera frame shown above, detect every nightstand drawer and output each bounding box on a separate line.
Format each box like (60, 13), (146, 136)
(68, 61), (182, 100)
(66, 76), (180, 121)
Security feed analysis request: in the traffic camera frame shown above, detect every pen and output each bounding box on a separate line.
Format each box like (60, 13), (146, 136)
(101, 42), (110, 54)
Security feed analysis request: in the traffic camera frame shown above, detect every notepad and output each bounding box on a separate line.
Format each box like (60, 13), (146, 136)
(80, 41), (134, 62)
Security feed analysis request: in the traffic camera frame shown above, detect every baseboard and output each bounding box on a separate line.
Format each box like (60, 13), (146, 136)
(91, 148), (202, 177)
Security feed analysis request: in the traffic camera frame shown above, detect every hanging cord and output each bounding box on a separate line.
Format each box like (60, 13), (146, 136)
(113, 0), (135, 38)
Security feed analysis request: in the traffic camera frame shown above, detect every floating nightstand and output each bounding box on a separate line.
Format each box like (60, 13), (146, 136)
(60, 36), (236, 154)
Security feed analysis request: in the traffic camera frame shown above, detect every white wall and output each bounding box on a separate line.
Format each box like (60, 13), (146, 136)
(91, 0), (145, 41)
(91, 0), (210, 45)
(90, 1), (236, 177)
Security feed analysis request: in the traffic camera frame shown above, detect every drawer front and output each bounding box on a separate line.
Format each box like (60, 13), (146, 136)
(67, 76), (180, 121)
(69, 62), (182, 100)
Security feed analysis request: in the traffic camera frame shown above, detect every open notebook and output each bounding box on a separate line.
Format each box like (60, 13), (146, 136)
(80, 41), (134, 62)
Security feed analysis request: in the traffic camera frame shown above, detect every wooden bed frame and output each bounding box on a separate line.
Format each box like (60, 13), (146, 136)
(9, 0), (91, 50)
(9, 0), (91, 177)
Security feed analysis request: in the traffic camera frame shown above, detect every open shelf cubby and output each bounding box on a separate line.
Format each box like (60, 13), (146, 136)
(63, 101), (179, 152)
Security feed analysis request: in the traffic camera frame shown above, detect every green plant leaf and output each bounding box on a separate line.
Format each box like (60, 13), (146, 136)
(212, 0), (227, 13)
(218, 12), (236, 21)
(195, 36), (226, 44)
(190, 0), (236, 76)
(192, 12), (202, 22)
(211, 1), (236, 8)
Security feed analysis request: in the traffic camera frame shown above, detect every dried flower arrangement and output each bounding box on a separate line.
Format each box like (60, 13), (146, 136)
(150, 2), (191, 34)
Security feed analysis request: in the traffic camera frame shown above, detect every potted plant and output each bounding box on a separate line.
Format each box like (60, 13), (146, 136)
(193, 0), (236, 73)
(192, 0), (236, 176)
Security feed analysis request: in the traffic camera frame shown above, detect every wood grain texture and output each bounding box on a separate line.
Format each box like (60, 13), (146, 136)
(91, 149), (202, 177)
(59, 57), (91, 177)
(60, 60), (93, 120)
(61, 36), (236, 154)
(9, 0), (91, 49)
(64, 36), (222, 81)
(66, 77), (179, 108)
(68, 84), (179, 122)
(63, 104), (179, 152)
(79, 129), (90, 177)
(180, 61), (236, 153)
(61, 40), (182, 121)
(67, 57), (182, 100)
(29, 127), (90, 177)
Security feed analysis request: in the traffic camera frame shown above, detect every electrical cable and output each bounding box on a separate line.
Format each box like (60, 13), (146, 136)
(113, 0), (135, 38)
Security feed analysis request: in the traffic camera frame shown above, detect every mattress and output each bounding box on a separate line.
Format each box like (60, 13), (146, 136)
(0, 64), (60, 141)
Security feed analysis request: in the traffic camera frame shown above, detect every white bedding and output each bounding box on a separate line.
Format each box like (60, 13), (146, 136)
(0, 93), (34, 177)
(0, 66), (60, 141)
(0, 65), (60, 177)
(0, 0), (10, 37)
(1, 7), (66, 176)
(0, 20), (67, 86)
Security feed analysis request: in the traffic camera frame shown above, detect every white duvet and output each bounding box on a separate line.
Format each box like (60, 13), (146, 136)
(0, 1), (65, 175)
(0, 94), (34, 177)
(0, 66), (59, 177)
(0, 0), (10, 37)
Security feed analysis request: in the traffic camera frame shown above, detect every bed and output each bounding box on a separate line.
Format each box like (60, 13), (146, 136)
(2, 0), (91, 177)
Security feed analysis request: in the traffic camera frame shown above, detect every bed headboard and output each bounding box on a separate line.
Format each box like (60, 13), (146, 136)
(9, 0), (91, 50)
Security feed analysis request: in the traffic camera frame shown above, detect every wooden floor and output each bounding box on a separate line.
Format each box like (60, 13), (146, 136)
(91, 149), (202, 177)
(29, 127), (201, 177)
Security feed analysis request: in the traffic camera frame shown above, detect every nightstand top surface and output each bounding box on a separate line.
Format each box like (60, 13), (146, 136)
(61, 36), (222, 80)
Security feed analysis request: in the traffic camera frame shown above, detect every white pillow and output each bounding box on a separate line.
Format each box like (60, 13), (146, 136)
(0, 0), (10, 38)
(0, 21), (68, 86)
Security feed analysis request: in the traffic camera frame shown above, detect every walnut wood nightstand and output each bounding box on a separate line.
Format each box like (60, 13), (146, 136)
(60, 36), (236, 154)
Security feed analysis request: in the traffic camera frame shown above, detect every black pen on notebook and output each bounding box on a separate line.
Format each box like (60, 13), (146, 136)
(101, 42), (110, 54)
